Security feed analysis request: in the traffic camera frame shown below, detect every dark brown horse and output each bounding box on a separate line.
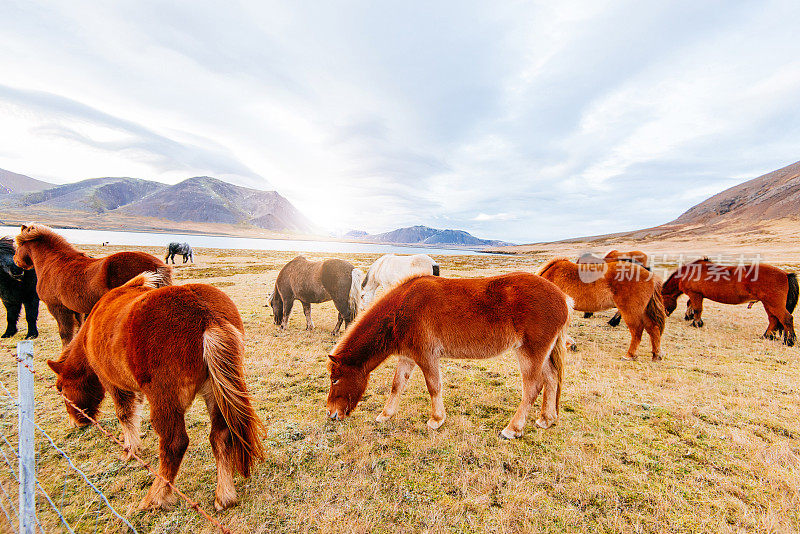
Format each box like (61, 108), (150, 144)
(14, 224), (172, 346)
(662, 258), (797, 345)
(47, 273), (265, 510)
(269, 256), (364, 334)
(326, 272), (571, 439)
(539, 258), (665, 360)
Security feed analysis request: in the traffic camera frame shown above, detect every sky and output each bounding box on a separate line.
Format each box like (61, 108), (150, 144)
(1, 1), (799, 243)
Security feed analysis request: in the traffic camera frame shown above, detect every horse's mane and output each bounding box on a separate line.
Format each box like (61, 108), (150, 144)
(0, 237), (15, 255)
(537, 257), (572, 277)
(15, 224), (76, 251)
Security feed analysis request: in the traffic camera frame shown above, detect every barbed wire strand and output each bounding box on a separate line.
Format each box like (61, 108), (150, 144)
(5, 348), (235, 534)
(0, 480), (18, 532)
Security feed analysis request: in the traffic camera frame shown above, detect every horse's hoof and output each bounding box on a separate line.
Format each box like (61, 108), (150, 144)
(426, 417), (445, 430)
(535, 417), (554, 429)
(652, 353), (663, 361)
(214, 495), (238, 511)
(583, 312), (593, 319)
(622, 353), (637, 361)
(24, 332), (38, 340)
(500, 428), (522, 439)
(375, 412), (392, 423)
(0, 332), (14, 338)
(690, 320), (703, 328)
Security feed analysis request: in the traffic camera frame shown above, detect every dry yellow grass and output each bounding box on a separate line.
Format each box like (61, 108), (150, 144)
(0, 244), (798, 533)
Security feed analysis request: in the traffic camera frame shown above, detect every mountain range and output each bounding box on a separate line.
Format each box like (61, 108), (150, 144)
(0, 169), (53, 194)
(0, 171), (315, 234)
(351, 225), (513, 247)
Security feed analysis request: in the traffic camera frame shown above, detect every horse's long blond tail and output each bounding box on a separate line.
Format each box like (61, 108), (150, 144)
(203, 321), (265, 477)
(550, 296), (573, 412)
(349, 268), (365, 317)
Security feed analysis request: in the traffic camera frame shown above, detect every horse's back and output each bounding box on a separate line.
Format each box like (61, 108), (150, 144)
(102, 251), (170, 289)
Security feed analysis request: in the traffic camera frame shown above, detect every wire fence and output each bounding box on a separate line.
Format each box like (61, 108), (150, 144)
(0, 341), (232, 534)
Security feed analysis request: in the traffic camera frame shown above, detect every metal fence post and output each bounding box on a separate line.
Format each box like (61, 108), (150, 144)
(17, 340), (36, 534)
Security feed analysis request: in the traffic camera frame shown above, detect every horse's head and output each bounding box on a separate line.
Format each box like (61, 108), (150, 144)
(326, 355), (368, 420)
(13, 226), (34, 271)
(268, 291), (283, 325)
(0, 238), (24, 281)
(47, 347), (104, 427)
(661, 269), (683, 315)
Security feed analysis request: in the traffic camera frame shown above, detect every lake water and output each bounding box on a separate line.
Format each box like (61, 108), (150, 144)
(0, 226), (491, 256)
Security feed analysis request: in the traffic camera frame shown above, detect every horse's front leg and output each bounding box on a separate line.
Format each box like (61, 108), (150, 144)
(301, 302), (314, 330)
(376, 356), (416, 423)
(416, 353), (446, 430)
(1, 301), (20, 338)
(687, 292), (704, 327)
(23, 297), (39, 339)
(281, 298), (294, 329)
(107, 387), (144, 461)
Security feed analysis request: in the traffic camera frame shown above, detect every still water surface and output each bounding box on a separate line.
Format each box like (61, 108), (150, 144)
(0, 226), (491, 255)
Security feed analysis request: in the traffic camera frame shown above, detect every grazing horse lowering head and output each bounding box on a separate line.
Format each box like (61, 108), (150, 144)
(268, 291), (283, 325)
(326, 355), (368, 420)
(0, 237), (24, 281)
(47, 352), (104, 427)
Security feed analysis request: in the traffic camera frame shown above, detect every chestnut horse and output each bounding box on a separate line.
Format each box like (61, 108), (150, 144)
(662, 258), (797, 346)
(14, 224), (172, 346)
(577, 250), (650, 326)
(538, 258), (665, 360)
(326, 272), (572, 439)
(269, 256), (363, 334)
(47, 273), (265, 510)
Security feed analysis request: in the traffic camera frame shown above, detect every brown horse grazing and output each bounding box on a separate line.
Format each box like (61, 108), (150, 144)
(662, 258), (797, 346)
(269, 256), (364, 334)
(538, 258), (665, 360)
(47, 273), (265, 511)
(577, 250), (650, 326)
(326, 272), (572, 439)
(14, 224), (173, 346)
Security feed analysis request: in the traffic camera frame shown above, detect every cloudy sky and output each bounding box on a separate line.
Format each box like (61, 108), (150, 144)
(1, 1), (799, 243)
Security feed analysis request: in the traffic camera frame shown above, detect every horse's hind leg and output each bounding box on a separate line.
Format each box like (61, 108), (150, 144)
(138, 403), (189, 510)
(332, 313), (344, 335)
(684, 301), (694, 321)
(416, 352), (446, 430)
(377, 356), (416, 423)
(501, 341), (549, 439)
(301, 302), (314, 330)
(1, 301), (20, 338)
(764, 302), (796, 346)
(108, 387), (143, 461)
(763, 312), (780, 340)
(620, 311), (644, 360)
(203, 386), (238, 511)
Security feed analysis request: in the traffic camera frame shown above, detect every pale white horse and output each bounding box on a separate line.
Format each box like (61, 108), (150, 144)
(361, 254), (440, 306)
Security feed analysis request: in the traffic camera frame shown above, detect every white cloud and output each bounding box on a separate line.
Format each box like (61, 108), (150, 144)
(0, 1), (798, 242)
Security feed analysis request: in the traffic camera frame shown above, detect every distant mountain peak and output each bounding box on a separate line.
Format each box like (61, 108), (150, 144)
(361, 225), (513, 248)
(0, 168), (54, 194)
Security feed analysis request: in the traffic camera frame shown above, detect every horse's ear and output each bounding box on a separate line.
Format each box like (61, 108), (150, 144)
(20, 224), (27, 232)
(47, 359), (63, 374)
(328, 353), (341, 365)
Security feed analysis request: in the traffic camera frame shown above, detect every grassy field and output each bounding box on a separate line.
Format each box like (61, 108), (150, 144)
(0, 245), (798, 533)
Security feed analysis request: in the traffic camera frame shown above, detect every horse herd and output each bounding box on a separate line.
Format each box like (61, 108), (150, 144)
(2, 224), (797, 512)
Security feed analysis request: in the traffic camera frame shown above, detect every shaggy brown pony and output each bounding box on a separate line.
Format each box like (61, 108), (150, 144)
(577, 250), (650, 326)
(47, 273), (265, 511)
(326, 272), (572, 439)
(538, 258), (665, 360)
(269, 255), (363, 334)
(14, 224), (172, 346)
(662, 258), (797, 346)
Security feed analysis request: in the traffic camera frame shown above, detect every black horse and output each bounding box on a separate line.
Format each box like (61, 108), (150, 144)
(0, 237), (39, 339)
(165, 242), (194, 264)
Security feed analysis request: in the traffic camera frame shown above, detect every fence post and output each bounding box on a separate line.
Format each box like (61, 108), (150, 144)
(17, 340), (36, 534)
